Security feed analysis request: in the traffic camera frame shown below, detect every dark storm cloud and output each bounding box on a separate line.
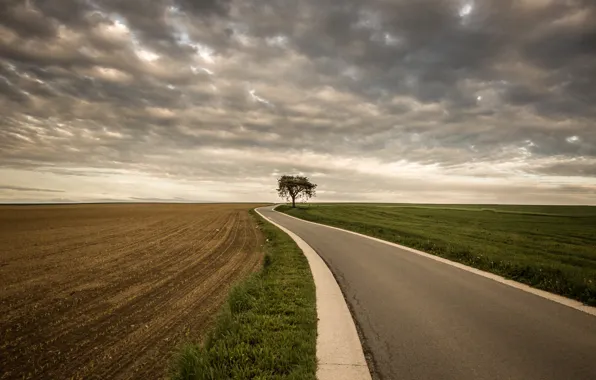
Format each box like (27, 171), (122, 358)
(176, 0), (232, 15)
(534, 160), (596, 177)
(1, 0), (596, 203)
(522, 5), (596, 69)
(0, 1), (59, 39)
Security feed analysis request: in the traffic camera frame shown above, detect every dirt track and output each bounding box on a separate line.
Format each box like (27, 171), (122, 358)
(0, 203), (265, 379)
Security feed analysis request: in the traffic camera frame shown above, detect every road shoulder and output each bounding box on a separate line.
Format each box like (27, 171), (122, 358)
(256, 206), (372, 380)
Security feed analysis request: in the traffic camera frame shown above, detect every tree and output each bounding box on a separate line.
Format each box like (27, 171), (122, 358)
(276, 175), (317, 208)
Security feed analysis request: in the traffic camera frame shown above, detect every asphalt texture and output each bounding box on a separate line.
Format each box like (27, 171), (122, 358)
(259, 207), (596, 380)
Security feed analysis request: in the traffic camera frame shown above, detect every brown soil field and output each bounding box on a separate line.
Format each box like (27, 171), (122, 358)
(0, 203), (266, 380)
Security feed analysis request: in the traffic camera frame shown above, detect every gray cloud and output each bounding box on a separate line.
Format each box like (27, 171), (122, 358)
(0, 185), (64, 193)
(1, 0), (595, 204)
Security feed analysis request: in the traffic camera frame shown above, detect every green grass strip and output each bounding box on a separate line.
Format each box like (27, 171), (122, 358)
(170, 209), (317, 380)
(278, 204), (596, 306)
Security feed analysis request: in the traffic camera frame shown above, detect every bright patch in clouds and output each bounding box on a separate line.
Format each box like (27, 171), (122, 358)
(136, 49), (159, 62)
(195, 44), (215, 63)
(93, 67), (132, 82)
(249, 89), (273, 106)
(266, 35), (288, 47)
(459, 2), (474, 18)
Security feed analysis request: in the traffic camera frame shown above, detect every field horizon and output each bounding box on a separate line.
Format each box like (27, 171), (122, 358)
(3, 201), (595, 207)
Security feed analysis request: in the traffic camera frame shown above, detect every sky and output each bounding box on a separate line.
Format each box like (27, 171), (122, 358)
(1, 0), (595, 204)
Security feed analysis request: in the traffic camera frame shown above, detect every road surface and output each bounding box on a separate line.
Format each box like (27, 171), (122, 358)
(259, 206), (596, 380)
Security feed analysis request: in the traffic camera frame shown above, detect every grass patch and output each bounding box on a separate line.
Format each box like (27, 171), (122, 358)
(170, 209), (317, 380)
(278, 204), (596, 306)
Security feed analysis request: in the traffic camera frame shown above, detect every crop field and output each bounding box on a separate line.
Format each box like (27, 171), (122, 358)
(279, 203), (596, 305)
(0, 203), (265, 379)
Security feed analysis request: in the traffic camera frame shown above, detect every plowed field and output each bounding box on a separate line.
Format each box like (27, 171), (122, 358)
(0, 203), (265, 379)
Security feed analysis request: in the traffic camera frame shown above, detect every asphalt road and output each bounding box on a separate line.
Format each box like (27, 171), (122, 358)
(259, 206), (596, 380)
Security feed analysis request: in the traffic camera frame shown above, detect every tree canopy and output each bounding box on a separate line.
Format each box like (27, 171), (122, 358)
(276, 175), (317, 207)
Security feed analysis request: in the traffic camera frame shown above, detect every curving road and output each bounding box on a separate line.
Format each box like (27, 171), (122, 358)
(259, 206), (596, 380)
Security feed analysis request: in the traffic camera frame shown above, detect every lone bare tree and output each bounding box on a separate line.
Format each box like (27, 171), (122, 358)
(276, 175), (317, 208)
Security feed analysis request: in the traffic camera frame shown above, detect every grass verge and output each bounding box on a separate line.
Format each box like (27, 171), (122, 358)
(170, 209), (317, 380)
(278, 204), (596, 306)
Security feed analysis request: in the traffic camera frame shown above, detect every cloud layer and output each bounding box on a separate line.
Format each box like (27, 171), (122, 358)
(1, 0), (595, 203)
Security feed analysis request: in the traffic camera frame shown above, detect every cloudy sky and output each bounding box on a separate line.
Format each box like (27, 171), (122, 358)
(1, 0), (595, 204)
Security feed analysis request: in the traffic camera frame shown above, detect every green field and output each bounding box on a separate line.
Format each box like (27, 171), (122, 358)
(172, 209), (317, 380)
(278, 204), (596, 306)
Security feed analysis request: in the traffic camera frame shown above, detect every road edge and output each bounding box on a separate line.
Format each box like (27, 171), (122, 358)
(255, 206), (372, 380)
(274, 206), (596, 318)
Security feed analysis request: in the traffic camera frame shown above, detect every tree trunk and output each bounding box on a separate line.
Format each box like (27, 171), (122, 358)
(291, 196), (296, 208)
